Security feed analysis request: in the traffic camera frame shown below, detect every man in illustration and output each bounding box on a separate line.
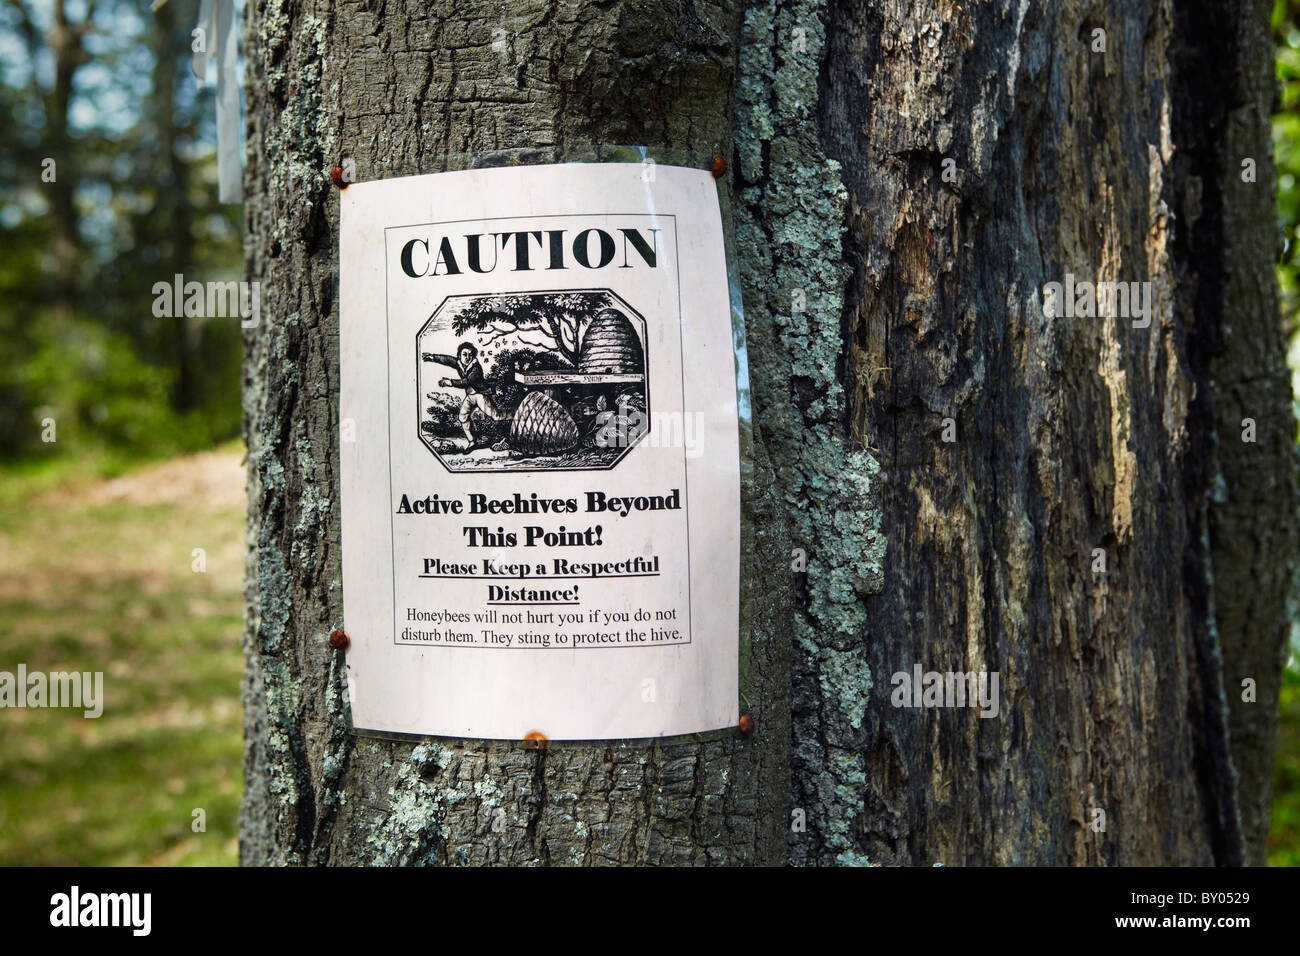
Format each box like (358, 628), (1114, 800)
(422, 341), (510, 452)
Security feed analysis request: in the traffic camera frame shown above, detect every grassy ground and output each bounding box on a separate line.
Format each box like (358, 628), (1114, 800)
(0, 444), (244, 865)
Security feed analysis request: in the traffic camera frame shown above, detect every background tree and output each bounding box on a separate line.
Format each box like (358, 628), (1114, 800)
(241, 0), (1296, 865)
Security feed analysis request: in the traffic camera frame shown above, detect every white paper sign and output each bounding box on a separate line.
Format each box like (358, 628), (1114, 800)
(338, 163), (740, 740)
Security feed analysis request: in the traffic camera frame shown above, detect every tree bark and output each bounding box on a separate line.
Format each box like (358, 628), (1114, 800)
(241, 0), (1295, 865)
(1187, 2), (1297, 867)
(241, 0), (795, 866)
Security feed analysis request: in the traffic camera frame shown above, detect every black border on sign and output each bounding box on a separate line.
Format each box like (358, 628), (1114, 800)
(381, 212), (693, 652)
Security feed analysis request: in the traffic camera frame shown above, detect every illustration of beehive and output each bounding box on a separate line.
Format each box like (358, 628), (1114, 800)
(578, 309), (644, 374)
(510, 391), (580, 455)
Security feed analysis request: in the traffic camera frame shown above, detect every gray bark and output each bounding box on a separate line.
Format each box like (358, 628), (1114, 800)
(241, 0), (797, 866)
(241, 0), (1294, 865)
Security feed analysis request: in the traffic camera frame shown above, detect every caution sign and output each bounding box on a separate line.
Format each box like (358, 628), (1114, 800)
(338, 162), (740, 740)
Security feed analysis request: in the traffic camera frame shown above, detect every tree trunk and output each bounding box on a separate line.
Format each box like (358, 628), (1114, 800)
(240, 0), (1295, 865)
(44, 0), (93, 317)
(146, 1), (197, 412)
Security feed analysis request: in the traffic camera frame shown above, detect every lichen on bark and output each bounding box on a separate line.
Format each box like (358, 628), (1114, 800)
(734, 0), (885, 866)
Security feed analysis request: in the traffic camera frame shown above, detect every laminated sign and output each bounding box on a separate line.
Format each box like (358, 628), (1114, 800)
(339, 162), (741, 740)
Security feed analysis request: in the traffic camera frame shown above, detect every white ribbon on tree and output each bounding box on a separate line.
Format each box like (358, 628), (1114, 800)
(157, 0), (242, 204)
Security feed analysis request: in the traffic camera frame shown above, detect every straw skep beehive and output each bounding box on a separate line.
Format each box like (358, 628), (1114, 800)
(578, 309), (644, 375)
(510, 391), (580, 455)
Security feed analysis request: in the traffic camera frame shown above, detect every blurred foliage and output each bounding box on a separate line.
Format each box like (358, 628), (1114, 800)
(1274, 0), (1300, 867)
(1277, 3), (1300, 326)
(0, 0), (242, 466)
(1278, 1), (1300, 409)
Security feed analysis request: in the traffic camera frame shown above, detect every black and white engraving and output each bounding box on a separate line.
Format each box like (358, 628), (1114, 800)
(417, 290), (650, 472)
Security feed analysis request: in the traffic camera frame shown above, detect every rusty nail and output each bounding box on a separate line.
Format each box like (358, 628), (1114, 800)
(329, 629), (349, 650)
(603, 747), (614, 763)
(523, 730), (549, 750)
(330, 166), (349, 189)
(738, 714), (755, 736)
(710, 155), (726, 179)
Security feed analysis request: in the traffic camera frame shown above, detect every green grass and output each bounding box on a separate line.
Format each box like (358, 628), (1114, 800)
(0, 444), (244, 865)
